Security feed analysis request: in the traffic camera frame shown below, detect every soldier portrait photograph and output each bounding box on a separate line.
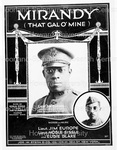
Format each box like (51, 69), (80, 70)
(28, 42), (89, 116)
(74, 91), (110, 129)
(82, 96), (104, 127)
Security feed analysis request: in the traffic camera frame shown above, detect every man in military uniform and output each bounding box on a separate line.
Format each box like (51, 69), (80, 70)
(31, 47), (79, 114)
(82, 96), (103, 127)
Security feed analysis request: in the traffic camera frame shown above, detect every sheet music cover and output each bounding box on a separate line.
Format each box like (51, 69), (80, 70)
(5, 3), (112, 146)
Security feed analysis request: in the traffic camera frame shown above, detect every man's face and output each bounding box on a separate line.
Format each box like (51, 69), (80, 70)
(86, 102), (101, 121)
(43, 65), (72, 92)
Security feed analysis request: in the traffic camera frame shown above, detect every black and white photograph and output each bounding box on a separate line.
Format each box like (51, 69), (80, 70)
(3, 1), (115, 147)
(74, 91), (110, 129)
(28, 43), (88, 116)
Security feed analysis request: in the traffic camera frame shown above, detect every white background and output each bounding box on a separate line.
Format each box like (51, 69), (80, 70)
(28, 43), (88, 115)
(0, 0), (117, 150)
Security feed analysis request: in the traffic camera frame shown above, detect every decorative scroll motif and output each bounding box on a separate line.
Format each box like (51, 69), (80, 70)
(13, 22), (103, 43)
(14, 24), (20, 85)
(13, 22), (103, 84)
(53, 30), (61, 40)
(83, 27), (98, 42)
(96, 22), (103, 83)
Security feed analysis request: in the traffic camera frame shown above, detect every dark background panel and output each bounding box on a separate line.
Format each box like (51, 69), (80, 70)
(90, 36), (109, 83)
(6, 4), (108, 34)
(7, 37), (26, 84)
(8, 117), (111, 140)
(8, 89), (27, 97)
(90, 88), (109, 96)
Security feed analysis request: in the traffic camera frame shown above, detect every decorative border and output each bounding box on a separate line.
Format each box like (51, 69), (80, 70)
(5, 4), (112, 146)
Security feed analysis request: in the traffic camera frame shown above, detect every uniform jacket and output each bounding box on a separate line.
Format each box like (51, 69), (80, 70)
(32, 89), (79, 114)
(82, 118), (103, 126)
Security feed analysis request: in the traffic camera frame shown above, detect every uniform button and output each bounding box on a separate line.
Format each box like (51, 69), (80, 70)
(50, 101), (57, 105)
